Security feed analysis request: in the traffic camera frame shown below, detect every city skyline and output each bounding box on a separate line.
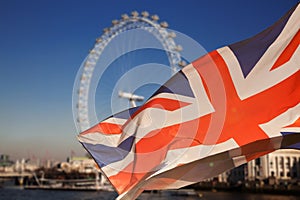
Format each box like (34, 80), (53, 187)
(0, 0), (298, 161)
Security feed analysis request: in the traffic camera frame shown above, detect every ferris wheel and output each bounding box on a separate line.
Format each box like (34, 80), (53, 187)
(73, 11), (187, 133)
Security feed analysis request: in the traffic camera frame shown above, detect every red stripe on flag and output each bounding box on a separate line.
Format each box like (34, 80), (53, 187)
(130, 98), (191, 120)
(109, 164), (147, 194)
(239, 137), (281, 161)
(109, 148), (168, 193)
(245, 150), (274, 162)
(80, 122), (122, 135)
(135, 115), (210, 153)
(80, 97), (190, 136)
(271, 30), (300, 70)
(284, 117), (300, 128)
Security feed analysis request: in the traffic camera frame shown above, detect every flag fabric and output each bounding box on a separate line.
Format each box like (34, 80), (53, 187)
(78, 4), (300, 200)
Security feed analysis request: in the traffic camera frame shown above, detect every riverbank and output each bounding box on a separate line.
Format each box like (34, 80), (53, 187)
(1, 187), (299, 200)
(193, 182), (300, 196)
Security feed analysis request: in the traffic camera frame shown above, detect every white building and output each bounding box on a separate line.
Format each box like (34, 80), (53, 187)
(213, 149), (300, 184)
(60, 157), (99, 173)
(246, 149), (300, 181)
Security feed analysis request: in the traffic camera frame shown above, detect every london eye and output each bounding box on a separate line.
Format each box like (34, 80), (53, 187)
(73, 11), (186, 133)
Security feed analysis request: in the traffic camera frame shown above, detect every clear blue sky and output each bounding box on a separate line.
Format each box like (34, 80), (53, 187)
(0, 0), (298, 161)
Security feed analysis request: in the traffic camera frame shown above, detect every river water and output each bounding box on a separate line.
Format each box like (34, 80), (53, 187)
(0, 187), (299, 200)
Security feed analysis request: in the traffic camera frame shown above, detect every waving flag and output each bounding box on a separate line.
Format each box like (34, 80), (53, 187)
(78, 4), (300, 200)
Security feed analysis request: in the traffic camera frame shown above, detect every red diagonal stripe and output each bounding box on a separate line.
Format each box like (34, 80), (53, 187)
(129, 98), (191, 120)
(271, 30), (300, 70)
(139, 97), (190, 112)
(80, 122), (122, 135)
(284, 117), (300, 128)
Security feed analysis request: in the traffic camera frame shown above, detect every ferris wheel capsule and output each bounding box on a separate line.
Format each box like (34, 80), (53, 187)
(174, 45), (183, 52)
(112, 20), (119, 25)
(121, 14), (129, 20)
(168, 32), (176, 38)
(141, 11), (149, 18)
(178, 60), (187, 67)
(151, 15), (159, 21)
(103, 28), (110, 33)
(96, 38), (102, 43)
(160, 21), (169, 28)
(131, 11), (139, 17)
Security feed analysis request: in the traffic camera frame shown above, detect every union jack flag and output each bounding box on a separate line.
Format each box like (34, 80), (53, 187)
(78, 4), (300, 200)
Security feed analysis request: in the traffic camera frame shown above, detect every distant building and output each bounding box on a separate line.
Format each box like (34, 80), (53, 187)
(0, 154), (14, 172)
(227, 164), (246, 184)
(247, 149), (300, 181)
(14, 158), (40, 172)
(63, 156), (99, 173)
(0, 154), (13, 166)
(210, 149), (300, 185)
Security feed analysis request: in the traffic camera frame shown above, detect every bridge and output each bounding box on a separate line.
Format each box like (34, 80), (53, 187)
(0, 172), (33, 185)
(0, 172), (33, 178)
